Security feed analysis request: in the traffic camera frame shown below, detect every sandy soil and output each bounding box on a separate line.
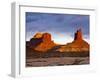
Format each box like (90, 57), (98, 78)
(26, 57), (89, 67)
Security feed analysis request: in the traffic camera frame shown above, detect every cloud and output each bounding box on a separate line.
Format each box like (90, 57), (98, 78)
(26, 12), (89, 44)
(51, 32), (73, 44)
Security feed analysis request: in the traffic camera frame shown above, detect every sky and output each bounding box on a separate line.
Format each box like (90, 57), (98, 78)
(26, 12), (90, 44)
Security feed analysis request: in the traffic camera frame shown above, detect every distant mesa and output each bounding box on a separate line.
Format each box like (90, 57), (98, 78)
(56, 28), (89, 52)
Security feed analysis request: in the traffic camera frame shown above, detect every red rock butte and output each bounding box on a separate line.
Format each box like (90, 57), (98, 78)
(74, 28), (83, 41)
(56, 28), (89, 52)
(29, 32), (56, 52)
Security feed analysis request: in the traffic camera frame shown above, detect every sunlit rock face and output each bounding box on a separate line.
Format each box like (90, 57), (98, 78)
(29, 32), (56, 52)
(42, 33), (52, 42)
(56, 29), (89, 52)
(33, 32), (43, 38)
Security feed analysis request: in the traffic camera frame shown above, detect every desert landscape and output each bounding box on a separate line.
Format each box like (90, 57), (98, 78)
(26, 29), (89, 67)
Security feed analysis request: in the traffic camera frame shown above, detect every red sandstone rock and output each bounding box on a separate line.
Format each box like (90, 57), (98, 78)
(42, 33), (51, 42)
(56, 29), (89, 52)
(74, 28), (83, 41)
(33, 32), (43, 38)
(29, 32), (56, 52)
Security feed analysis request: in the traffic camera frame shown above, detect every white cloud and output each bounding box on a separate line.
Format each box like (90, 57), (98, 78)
(52, 33), (73, 44)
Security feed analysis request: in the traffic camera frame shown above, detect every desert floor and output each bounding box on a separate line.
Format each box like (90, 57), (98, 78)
(26, 57), (89, 67)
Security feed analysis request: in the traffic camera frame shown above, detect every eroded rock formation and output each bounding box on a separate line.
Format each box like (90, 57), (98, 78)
(27, 28), (89, 54)
(56, 29), (89, 52)
(29, 32), (56, 52)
